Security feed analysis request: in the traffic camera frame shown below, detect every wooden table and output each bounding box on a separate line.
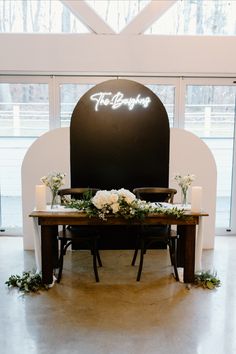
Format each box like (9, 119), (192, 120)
(30, 210), (208, 285)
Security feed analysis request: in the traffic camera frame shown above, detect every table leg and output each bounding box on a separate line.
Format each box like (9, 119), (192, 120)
(41, 225), (58, 285)
(195, 217), (203, 272)
(177, 224), (196, 283)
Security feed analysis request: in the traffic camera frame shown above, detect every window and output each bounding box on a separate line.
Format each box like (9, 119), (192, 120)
(1, 75), (236, 237)
(122, 77), (178, 127)
(60, 84), (94, 127)
(0, 78), (50, 232)
(182, 79), (236, 230)
(145, 0), (236, 35)
(146, 85), (175, 128)
(0, 0), (90, 33)
(0, 76), (114, 233)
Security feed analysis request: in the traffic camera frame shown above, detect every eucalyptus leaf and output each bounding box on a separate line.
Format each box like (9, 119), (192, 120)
(194, 270), (221, 290)
(206, 281), (214, 289)
(64, 189), (185, 221)
(5, 271), (49, 294)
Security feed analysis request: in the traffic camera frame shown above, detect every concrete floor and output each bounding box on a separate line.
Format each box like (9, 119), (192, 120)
(1, 236), (236, 354)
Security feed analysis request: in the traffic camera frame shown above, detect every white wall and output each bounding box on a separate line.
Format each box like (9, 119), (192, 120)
(21, 128), (70, 250)
(169, 128), (217, 250)
(0, 34), (236, 76)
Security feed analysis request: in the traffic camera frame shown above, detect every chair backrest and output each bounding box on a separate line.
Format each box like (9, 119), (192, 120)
(133, 187), (177, 203)
(58, 188), (99, 204)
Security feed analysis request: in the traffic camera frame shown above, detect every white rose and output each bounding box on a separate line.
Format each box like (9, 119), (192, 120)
(111, 202), (120, 213)
(108, 192), (119, 204)
(118, 188), (136, 204)
(92, 190), (110, 209)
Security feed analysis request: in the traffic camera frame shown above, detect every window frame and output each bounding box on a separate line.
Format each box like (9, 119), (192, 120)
(180, 77), (236, 235)
(0, 74), (236, 237)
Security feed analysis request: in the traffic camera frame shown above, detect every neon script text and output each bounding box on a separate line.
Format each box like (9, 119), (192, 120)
(90, 91), (151, 111)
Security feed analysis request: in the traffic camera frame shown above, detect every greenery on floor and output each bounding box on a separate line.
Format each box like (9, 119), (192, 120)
(194, 270), (221, 289)
(5, 271), (49, 294)
(5, 269), (221, 294)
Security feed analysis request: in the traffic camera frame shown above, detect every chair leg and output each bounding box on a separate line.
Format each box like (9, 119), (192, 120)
(131, 248), (139, 266)
(92, 239), (100, 282)
(168, 239), (174, 266)
(132, 234), (141, 266)
(56, 240), (72, 283)
(56, 255), (63, 283)
(136, 238), (145, 281)
(168, 238), (179, 281)
(57, 239), (66, 283)
(96, 250), (102, 267)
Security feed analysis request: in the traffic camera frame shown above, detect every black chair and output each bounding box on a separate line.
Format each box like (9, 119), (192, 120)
(131, 187), (179, 282)
(56, 188), (102, 283)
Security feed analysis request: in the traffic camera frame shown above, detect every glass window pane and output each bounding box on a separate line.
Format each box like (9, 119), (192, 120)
(203, 137), (233, 229)
(145, 0), (236, 35)
(184, 84), (236, 228)
(0, 82), (49, 231)
(0, 137), (35, 230)
(0, 83), (49, 137)
(146, 85), (175, 127)
(0, 0), (90, 33)
(60, 84), (94, 127)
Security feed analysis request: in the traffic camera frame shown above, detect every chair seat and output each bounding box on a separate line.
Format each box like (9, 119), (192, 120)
(58, 227), (100, 240)
(139, 227), (177, 239)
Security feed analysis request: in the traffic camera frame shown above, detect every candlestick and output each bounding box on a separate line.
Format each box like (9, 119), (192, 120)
(35, 185), (46, 211)
(191, 186), (202, 213)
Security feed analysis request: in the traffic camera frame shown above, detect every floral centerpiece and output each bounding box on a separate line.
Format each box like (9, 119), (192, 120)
(174, 174), (195, 207)
(64, 188), (184, 220)
(41, 172), (66, 208)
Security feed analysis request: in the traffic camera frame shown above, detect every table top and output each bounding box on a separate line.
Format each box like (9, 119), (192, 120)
(30, 206), (208, 226)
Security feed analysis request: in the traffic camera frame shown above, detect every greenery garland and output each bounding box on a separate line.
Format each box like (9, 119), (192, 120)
(5, 271), (49, 294)
(194, 270), (221, 289)
(64, 196), (185, 221)
(5, 190), (220, 294)
(5, 270), (221, 294)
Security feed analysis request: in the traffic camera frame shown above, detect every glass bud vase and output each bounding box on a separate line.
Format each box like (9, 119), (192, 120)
(181, 188), (188, 208)
(50, 189), (59, 209)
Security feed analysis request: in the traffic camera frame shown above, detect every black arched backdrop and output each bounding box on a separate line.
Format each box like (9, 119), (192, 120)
(70, 79), (170, 190)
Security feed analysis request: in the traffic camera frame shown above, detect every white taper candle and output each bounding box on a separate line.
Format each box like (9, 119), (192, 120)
(35, 185), (46, 211)
(191, 186), (202, 213)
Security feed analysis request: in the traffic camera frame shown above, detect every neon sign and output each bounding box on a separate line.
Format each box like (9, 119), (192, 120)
(90, 91), (151, 111)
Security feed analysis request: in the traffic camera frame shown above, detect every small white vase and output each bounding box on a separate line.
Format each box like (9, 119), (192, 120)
(181, 188), (188, 207)
(50, 190), (59, 209)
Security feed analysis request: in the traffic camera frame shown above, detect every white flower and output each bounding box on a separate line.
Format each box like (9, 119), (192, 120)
(92, 190), (110, 209)
(64, 188), (185, 220)
(91, 189), (136, 215)
(40, 172), (66, 192)
(109, 192), (119, 204)
(92, 190), (120, 209)
(174, 173), (195, 190)
(111, 202), (120, 213)
(117, 188), (136, 204)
